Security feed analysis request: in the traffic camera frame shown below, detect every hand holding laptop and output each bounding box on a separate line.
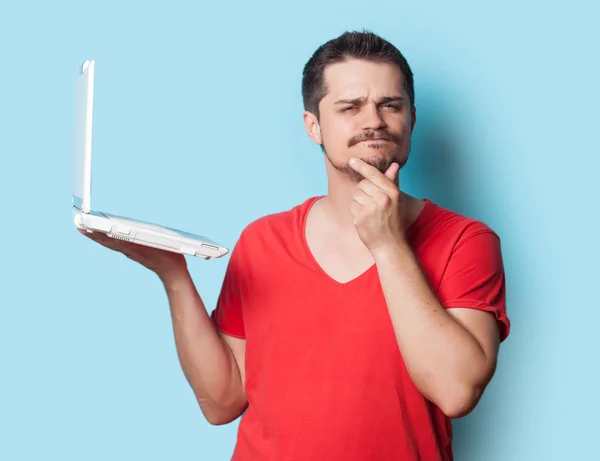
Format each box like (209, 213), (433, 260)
(79, 228), (188, 282)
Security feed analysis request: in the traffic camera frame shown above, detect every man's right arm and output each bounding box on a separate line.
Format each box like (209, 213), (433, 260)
(162, 268), (248, 426)
(78, 228), (247, 425)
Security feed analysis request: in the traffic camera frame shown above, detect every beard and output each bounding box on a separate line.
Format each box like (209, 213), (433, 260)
(322, 131), (410, 183)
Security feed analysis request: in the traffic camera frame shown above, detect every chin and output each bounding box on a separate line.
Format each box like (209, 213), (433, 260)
(355, 147), (404, 171)
(323, 143), (408, 182)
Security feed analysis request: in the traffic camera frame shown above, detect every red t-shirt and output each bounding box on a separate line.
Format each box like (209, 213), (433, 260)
(210, 196), (510, 461)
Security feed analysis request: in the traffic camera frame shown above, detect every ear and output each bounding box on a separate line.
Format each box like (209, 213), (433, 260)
(303, 111), (322, 145)
(410, 105), (417, 133)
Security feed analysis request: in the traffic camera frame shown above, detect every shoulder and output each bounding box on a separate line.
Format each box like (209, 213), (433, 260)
(234, 196), (322, 251)
(421, 199), (501, 249)
(411, 199), (504, 274)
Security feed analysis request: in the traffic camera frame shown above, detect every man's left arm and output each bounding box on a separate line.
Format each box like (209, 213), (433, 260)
(348, 158), (507, 418)
(373, 238), (503, 418)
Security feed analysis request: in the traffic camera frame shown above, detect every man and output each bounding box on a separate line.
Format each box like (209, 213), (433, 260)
(81, 30), (510, 461)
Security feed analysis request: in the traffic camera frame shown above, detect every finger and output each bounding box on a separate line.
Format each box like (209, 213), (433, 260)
(83, 230), (126, 251)
(358, 179), (391, 205)
(352, 189), (370, 206)
(384, 162), (400, 182)
(349, 158), (395, 193)
(357, 178), (380, 197)
(360, 183), (391, 210)
(85, 231), (109, 244)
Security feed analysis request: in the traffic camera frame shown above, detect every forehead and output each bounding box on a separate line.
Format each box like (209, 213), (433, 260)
(321, 59), (406, 102)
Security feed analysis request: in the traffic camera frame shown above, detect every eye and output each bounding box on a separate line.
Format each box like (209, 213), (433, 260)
(382, 103), (402, 111)
(341, 106), (357, 112)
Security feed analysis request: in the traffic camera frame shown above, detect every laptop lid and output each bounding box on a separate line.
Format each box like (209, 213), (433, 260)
(73, 59), (95, 213)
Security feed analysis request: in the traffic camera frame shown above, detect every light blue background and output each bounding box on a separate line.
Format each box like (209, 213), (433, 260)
(1, 1), (598, 460)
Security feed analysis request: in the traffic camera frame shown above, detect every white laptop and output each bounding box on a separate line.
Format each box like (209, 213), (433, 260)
(72, 59), (229, 260)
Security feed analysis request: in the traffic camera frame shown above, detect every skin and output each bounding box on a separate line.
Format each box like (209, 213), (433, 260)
(79, 57), (499, 424)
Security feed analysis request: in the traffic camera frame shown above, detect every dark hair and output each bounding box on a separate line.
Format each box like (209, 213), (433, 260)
(302, 30), (415, 119)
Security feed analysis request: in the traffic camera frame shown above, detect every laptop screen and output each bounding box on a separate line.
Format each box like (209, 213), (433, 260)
(73, 60), (94, 212)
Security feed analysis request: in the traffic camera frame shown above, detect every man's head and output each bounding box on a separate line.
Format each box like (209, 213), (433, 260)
(302, 30), (416, 183)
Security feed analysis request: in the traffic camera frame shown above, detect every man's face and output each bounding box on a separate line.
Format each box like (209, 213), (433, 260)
(305, 59), (416, 183)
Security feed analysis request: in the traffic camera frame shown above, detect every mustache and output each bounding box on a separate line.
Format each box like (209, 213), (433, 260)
(348, 130), (399, 147)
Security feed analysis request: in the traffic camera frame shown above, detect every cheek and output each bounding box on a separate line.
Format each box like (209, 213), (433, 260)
(322, 120), (351, 146)
(400, 124), (411, 140)
(394, 119), (413, 142)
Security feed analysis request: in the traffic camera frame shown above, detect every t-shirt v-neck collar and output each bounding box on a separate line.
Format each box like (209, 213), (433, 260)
(299, 195), (434, 287)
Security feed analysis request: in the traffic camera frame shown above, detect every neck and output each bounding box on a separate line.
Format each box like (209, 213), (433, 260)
(322, 175), (365, 231)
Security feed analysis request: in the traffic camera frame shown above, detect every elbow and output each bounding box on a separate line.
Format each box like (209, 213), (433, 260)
(204, 408), (244, 426)
(206, 412), (240, 426)
(438, 358), (497, 418)
(438, 383), (486, 419)
(200, 395), (248, 426)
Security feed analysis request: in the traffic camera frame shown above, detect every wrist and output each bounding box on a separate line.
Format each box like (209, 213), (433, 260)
(371, 239), (412, 264)
(158, 264), (190, 290)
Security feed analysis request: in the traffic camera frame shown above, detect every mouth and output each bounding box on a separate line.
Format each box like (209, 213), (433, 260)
(349, 132), (398, 147)
(357, 138), (393, 145)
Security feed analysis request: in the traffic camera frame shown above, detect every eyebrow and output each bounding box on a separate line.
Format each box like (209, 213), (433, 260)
(333, 96), (405, 105)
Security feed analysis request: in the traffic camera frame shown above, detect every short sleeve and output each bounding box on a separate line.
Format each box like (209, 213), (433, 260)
(210, 231), (248, 339)
(437, 230), (510, 342)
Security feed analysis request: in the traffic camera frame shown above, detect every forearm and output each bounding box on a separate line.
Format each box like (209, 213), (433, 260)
(161, 270), (247, 424)
(373, 243), (492, 416)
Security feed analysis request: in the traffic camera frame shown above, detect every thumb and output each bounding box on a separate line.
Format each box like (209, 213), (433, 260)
(384, 162), (400, 182)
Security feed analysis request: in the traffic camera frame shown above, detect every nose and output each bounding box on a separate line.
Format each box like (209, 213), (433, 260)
(360, 103), (387, 132)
